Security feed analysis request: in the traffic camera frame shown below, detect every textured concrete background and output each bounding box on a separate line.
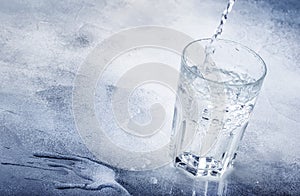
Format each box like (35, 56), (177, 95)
(0, 0), (299, 195)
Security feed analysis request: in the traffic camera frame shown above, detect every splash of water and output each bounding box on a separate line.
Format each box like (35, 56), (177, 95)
(1, 152), (130, 195)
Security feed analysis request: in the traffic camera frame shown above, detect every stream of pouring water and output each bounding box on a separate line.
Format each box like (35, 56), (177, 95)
(203, 0), (236, 67)
(201, 0), (237, 155)
(210, 0), (236, 44)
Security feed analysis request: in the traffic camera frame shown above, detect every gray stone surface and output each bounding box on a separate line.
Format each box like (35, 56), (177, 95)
(0, 0), (299, 195)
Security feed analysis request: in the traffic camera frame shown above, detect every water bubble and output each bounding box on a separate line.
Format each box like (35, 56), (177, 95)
(150, 177), (158, 184)
(212, 119), (220, 124)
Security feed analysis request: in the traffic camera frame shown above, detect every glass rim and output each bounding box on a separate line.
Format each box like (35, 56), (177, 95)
(182, 38), (267, 87)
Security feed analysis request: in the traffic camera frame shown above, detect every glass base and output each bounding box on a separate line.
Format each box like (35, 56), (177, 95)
(174, 152), (236, 178)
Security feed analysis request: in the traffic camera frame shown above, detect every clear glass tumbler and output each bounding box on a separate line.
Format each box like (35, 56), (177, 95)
(171, 39), (267, 178)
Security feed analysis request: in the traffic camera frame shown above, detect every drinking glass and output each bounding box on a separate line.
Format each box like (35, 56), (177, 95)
(171, 38), (267, 177)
